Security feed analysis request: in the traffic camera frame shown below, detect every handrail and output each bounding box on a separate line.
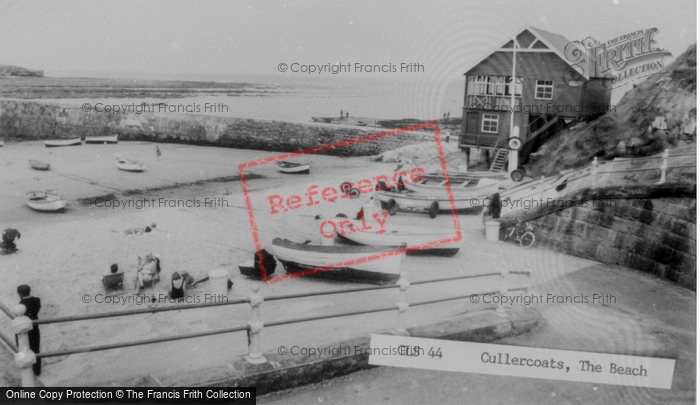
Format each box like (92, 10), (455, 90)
(38, 324), (249, 359)
(35, 297), (250, 326)
(36, 284), (530, 360)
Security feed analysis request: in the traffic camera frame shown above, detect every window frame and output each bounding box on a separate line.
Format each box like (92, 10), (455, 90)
(535, 80), (554, 100)
(481, 113), (499, 134)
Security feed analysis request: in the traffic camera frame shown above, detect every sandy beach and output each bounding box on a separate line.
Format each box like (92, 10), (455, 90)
(0, 139), (596, 386)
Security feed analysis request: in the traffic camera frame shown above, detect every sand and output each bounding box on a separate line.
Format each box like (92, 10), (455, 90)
(0, 140), (595, 386)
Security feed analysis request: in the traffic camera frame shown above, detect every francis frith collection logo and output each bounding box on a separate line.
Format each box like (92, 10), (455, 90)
(565, 28), (673, 88)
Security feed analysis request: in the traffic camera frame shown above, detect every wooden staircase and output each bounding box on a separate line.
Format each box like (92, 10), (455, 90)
(490, 148), (509, 172)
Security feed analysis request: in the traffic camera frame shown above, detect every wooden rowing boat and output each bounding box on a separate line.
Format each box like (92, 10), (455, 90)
(333, 217), (463, 256)
(45, 138), (82, 147)
(426, 170), (507, 181)
(29, 160), (50, 171)
(375, 190), (481, 218)
(25, 191), (68, 211)
(275, 161), (311, 174)
(85, 135), (118, 144)
(270, 238), (406, 285)
(405, 177), (500, 200)
(115, 155), (146, 172)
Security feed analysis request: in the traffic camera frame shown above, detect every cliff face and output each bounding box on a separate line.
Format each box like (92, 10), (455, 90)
(0, 64), (44, 77)
(528, 43), (697, 177)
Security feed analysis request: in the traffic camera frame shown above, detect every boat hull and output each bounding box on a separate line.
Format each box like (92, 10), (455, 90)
(376, 190), (480, 211)
(117, 163), (146, 172)
(29, 160), (50, 171)
(270, 238), (405, 285)
(276, 161), (311, 174)
(405, 178), (500, 199)
(25, 191), (68, 211)
(85, 135), (118, 144)
(336, 220), (462, 256)
(45, 138), (82, 147)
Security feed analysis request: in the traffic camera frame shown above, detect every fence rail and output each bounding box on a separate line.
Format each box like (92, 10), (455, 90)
(1, 267), (531, 387)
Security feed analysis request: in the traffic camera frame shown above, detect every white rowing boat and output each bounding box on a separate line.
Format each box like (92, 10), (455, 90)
(45, 138), (82, 147)
(333, 217), (463, 256)
(270, 238), (406, 285)
(375, 190), (481, 218)
(275, 161), (311, 174)
(85, 135), (118, 144)
(25, 191), (68, 211)
(405, 177), (500, 200)
(115, 155), (146, 172)
(29, 159), (50, 171)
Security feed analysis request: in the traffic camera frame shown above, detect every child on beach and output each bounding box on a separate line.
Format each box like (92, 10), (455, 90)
(156, 146), (161, 160)
(113, 223), (156, 236)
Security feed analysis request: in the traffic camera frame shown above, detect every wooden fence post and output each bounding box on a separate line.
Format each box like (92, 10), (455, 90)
(658, 149), (669, 184)
(12, 305), (36, 387)
(245, 283), (267, 364)
(393, 271), (410, 336)
(496, 262), (509, 318)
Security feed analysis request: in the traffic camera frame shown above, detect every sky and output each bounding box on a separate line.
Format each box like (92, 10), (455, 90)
(0, 0), (695, 81)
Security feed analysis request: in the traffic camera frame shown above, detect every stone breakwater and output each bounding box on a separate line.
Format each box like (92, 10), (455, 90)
(0, 100), (434, 156)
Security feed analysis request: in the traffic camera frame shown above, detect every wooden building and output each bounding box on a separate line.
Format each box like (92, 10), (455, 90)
(460, 26), (613, 171)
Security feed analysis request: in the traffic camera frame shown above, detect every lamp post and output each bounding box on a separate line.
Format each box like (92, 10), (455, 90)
(508, 37), (520, 175)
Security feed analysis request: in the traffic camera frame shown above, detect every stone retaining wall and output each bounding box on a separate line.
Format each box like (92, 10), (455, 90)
(0, 100), (434, 156)
(503, 188), (696, 289)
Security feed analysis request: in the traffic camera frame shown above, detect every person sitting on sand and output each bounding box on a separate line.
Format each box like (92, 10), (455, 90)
(169, 271), (196, 300)
(104, 263), (121, 277)
(114, 223), (156, 236)
(135, 254), (161, 290)
(2, 228), (21, 251)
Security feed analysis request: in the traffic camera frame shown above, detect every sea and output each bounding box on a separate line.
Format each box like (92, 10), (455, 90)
(45, 70), (465, 123)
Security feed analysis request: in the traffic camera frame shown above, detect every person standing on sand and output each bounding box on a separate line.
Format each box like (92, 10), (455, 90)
(15, 285), (41, 376)
(340, 110), (343, 119)
(156, 146), (161, 160)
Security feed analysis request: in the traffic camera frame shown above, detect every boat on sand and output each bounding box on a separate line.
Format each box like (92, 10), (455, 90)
(405, 177), (500, 200)
(85, 135), (118, 144)
(275, 161), (310, 174)
(115, 155), (146, 172)
(45, 138), (82, 147)
(270, 238), (406, 285)
(25, 191), (68, 211)
(29, 160), (50, 171)
(333, 216), (463, 256)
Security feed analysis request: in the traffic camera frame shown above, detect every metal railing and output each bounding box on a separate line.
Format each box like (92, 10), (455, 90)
(1, 265), (531, 387)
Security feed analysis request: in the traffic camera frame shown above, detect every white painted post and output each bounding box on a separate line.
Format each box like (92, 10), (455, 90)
(12, 305), (36, 387)
(394, 271), (410, 336)
(591, 157), (598, 186)
(658, 149), (669, 184)
(245, 283), (267, 364)
(496, 262), (509, 318)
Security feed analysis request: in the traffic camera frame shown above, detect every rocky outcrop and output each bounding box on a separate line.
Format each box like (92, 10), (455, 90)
(0, 64), (43, 77)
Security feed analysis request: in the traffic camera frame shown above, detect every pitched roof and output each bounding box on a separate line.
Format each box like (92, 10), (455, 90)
(465, 26), (591, 80)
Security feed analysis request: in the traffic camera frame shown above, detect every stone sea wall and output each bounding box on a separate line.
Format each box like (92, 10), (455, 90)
(0, 100), (434, 156)
(501, 184), (696, 289)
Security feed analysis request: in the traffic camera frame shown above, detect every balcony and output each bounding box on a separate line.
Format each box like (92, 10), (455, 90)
(465, 95), (522, 111)
(459, 133), (504, 149)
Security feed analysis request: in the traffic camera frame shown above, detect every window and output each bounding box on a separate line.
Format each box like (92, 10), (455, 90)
(481, 114), (499, 133)
(505, 77), (523, 97)
(469, 75), (522, 97)
(535, 80), (553, 99)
